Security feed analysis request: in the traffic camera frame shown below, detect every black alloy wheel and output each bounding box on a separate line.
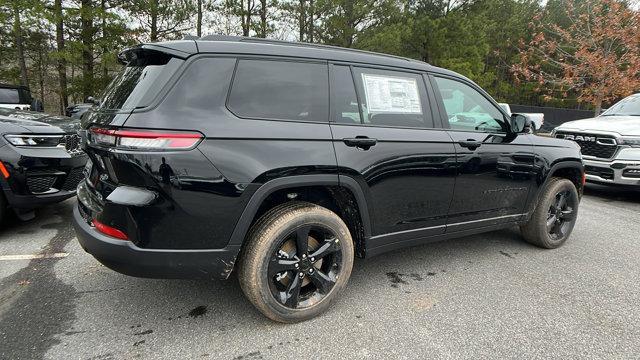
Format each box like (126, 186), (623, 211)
(268, 224), (343, 309)
(239, 202), (354, 323)
(546, 190), (577, 240)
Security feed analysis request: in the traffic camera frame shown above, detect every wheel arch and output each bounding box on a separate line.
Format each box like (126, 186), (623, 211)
(228, 174), (372, 258)
(526, 160), (584, 216)
(545, 160), (584, 193)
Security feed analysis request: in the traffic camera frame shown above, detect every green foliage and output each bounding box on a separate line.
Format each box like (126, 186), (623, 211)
(0, 0), (636, 113)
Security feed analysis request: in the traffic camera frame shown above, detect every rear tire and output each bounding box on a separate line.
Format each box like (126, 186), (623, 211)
(238, 201), (354, 323)
(520, 178), (579, 248)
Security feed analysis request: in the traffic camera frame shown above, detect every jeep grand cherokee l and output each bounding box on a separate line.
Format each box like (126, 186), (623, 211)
(73, 36), (584, 323)
(0, 112), (86, 222)
(553, 93), (640, 186)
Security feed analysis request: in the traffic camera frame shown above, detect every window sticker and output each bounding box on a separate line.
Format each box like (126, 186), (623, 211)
(361, 74), (422, 114)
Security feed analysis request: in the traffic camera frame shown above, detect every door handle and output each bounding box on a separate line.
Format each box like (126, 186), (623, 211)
(343, 136), (377, 150)
(458, 140), (482, 150)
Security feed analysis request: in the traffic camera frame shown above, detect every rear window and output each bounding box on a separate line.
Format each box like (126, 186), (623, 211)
(227, 59), (328, 122)
(97, 54), (183, 112)
(352, 67), (433, 128)
(0, 88), (22, 104)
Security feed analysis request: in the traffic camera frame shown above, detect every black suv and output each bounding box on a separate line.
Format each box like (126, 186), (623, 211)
(0, 111), (86, 222)
(73, 37), (584, 322)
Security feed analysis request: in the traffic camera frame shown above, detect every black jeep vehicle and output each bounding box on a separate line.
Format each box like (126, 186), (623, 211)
(73, 37), (584, 323)
(0, 111), (86, 222)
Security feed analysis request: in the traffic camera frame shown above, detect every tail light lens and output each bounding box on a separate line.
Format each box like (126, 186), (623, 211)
(89, 127), (203, 151)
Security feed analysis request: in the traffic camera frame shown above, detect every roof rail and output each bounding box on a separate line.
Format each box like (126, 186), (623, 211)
(194, 35), (424, 65)
(200, 34), (244, 41)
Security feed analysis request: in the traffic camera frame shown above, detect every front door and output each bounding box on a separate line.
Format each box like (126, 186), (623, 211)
(329, 64), (457, 249)
(430, 75), (536, 232)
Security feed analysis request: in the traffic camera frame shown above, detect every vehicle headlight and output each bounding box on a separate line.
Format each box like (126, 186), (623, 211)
(621, 137), (640, 148)
(3, 134), (63, 147)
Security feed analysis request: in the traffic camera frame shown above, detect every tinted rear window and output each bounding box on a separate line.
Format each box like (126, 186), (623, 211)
(0, 88), (21, 104)
(227, 59), (328, 122)
(97, 56), (183, 112)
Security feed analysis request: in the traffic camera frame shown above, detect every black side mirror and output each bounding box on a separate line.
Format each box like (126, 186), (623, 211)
(511, 114), (533, 134)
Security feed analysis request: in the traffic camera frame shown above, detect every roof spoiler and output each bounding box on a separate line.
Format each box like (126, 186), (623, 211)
(117, 42), (197, 65)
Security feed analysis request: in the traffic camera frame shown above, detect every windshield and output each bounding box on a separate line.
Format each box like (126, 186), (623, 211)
(602, 95), (640, 116)
(0, 88), (21, 104)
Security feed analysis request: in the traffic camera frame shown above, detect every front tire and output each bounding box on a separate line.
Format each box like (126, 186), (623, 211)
(520, 178), (579, 248)
(238, 202), (354, 323)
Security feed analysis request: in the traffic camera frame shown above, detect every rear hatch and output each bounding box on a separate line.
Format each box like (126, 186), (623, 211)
(78, 43), (225, 249)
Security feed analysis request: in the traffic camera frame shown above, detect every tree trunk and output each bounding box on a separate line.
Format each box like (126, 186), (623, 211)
(259, 0), (267, 38)
(299, 0), (305, 42)
(101, 0), (108, 81)
(55, 0), (68, 114)
(81, 0), (94, 100)
(344, 1), (354, 47)
(594, 95), (603, 116)
(242, 0), (252, 37)
(13, 2), (29, 87)
(308, 0), (313, 43)
(197, 0), (203, 37)
(150, 0), (158, 41)
(37, 50), (45, 109)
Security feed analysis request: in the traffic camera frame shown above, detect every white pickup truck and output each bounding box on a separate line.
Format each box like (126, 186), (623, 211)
(498, 103), (545, 133)
(552, 93), (640, 187)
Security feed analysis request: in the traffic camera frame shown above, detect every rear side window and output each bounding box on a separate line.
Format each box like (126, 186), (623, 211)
(331, 65), (361, 124)
(98, 52), (183, 112)
(353, 67), (433, 128)
(227, 59), (328, 122)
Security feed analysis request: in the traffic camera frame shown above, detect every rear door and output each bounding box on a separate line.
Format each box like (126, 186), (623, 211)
(430, 75), (536, 232)
(329, 64), (457, 245)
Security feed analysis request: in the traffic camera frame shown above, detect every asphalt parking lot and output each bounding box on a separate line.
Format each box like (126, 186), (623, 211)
(1, 184), (639, 360)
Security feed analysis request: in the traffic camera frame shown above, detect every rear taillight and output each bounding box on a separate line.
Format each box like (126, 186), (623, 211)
(89, 127), (203, 151)
(93, 219), (128, 240)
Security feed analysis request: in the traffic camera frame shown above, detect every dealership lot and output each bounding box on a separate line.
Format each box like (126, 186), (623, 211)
(1, 184), (639, 360)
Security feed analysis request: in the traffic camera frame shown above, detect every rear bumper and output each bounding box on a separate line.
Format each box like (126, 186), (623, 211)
(584, 158), (640, 186)
(72, 205), (241, 280)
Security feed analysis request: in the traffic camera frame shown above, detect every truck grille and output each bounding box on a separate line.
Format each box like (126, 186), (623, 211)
(555, 132), (618, 159)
